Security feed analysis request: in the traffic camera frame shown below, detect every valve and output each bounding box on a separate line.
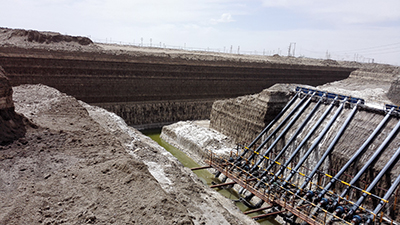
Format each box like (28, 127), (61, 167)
(351, 215), (362, 225)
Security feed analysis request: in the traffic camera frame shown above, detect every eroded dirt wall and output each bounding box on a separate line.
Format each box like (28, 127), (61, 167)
(0, 46), (355, 126)
(95, 99), (214, 128)
(210, 84), (296, 144)
(0, 66), (25, 144)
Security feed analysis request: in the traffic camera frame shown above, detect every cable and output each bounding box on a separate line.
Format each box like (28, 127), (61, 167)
(332, 42), (400, 53)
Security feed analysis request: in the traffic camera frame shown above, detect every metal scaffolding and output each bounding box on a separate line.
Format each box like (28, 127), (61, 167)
(207, 87), (400, 225)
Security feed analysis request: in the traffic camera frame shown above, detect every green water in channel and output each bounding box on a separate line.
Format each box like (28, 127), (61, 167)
(142, 129), (280, 225)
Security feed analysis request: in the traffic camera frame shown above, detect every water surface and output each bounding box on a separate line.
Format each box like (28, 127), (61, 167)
(142, 129), (280, 225)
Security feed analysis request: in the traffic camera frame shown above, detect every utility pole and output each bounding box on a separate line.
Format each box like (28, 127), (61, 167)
(326, 50), (331, 59)
(293, 43), (296, 56)
(288, 42), (296, 56)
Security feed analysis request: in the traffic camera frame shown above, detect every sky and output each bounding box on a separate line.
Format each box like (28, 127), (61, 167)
(1, 0), (399, 65)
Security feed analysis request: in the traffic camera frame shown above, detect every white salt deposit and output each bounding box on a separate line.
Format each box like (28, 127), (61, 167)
(161, 121), (235, 164)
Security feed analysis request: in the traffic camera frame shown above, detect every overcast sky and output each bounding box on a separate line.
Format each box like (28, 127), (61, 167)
(2, 0), (399, 65)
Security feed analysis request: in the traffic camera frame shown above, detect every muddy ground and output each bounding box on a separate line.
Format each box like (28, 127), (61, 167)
(0, 84), (257, 225)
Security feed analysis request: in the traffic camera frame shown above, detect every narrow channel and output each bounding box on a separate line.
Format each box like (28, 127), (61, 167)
(141, 129), (280, 225)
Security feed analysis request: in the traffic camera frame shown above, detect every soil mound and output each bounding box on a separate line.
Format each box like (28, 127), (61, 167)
(0, 84), (195, 224)
(0, 84), (256, 225)
(0, 27), (97, 51)
(12, 29), (92, 45)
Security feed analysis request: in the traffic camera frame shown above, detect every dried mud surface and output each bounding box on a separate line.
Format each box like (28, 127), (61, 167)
(0, 84), (257, 225)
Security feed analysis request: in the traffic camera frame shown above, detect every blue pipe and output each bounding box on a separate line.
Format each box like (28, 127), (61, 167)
(365, 171), (400, 224)
(280, 97), (348, 188)
(267, 95), (339, 186)
(296, 99), (360, 199)
(346, 119), (400, 219)
(333, 113), (400, 211)
(249, 91), (318, 172)
(316, 107), (395, 200)
(236, 91), (300, 161)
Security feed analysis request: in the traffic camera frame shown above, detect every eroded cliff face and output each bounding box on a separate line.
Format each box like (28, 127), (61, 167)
(0, 66), (25, 145)
(209, 83), (296, 144)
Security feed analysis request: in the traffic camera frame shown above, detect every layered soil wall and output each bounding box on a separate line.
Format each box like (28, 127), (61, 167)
(210, 83), (296, 144)
(96, 99), (214, 129)
(0, 46), (355, 126)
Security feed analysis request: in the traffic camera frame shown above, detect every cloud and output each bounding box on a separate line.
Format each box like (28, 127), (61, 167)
(72, 0), (242, 26)
(260, 0), (400, 25)
(210, 13), (235, 24)
(1, 0), (398, 65)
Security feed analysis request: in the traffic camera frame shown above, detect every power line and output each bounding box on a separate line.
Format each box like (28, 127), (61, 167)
(340, 46), (400, 55)
(332, 42), (400, 53)
(357, 47), (400, 54)
(364, 49), (400, 55)
(301, 44), (400, 55)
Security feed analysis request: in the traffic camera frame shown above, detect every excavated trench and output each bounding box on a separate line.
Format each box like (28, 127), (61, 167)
(0, 45), (355, 129)
(2, 28), (399, 224)
(141, 129), (281, 225)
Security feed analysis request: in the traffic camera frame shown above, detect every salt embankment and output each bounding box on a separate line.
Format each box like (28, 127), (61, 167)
(161, 120), (235, 165)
